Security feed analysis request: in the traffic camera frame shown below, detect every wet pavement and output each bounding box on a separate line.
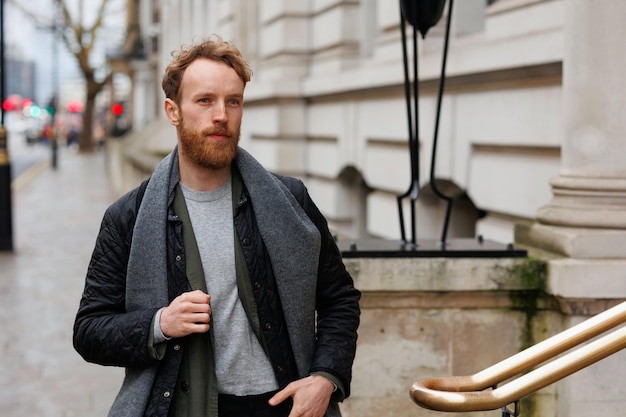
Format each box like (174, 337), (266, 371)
(0, 146), (124, 416)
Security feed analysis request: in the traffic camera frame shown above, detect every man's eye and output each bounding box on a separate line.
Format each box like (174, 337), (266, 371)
(228, 99), (241, 106)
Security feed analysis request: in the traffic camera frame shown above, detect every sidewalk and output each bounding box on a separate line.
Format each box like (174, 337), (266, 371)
(0, 147), (124, 416)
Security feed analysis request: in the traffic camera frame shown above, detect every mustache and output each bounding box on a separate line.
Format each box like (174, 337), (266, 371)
(201, 126), (229, 136)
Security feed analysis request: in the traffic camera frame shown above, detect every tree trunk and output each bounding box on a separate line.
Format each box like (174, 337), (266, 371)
(78, 76), (102, 153)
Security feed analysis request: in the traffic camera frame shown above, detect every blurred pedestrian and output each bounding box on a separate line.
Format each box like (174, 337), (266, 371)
(73, 35), (361, 417)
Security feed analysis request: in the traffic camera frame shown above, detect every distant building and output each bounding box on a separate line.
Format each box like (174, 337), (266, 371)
(5, 47), (36, 102)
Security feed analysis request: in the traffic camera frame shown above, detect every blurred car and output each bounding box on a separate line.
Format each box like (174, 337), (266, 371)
(25, 126), (44, 144)
(23, 117), (47, 145)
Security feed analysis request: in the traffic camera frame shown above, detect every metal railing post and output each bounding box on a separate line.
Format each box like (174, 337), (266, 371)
(0, 0), (14, 252)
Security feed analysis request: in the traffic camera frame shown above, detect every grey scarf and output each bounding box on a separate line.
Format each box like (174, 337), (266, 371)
(108, 146), (321, 417)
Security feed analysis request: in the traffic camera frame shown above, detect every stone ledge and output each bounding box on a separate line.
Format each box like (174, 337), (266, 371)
(548, 258), (626, 300)
(516, 221), (626, 259)
(360, 290), (623, 317)
(345, 256), (547, 292)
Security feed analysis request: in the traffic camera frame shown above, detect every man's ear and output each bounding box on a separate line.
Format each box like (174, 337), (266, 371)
(164, 98), (181, 125)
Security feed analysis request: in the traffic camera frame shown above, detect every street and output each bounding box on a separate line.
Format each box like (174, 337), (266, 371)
(0, 144), (123, 416)
(7, 128), (50, 185)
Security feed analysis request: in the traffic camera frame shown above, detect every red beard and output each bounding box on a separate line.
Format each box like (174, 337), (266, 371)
(179, 123), (240, 169)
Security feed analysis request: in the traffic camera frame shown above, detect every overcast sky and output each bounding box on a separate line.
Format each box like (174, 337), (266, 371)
(5, 1), (37, 60)
(4, 0), (126, 103)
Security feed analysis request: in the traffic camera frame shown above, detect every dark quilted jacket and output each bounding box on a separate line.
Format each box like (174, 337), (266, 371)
(73, 174), (361, 416)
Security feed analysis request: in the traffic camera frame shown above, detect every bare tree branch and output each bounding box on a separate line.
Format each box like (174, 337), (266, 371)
(7, 0), (55, 27)
(9, 0), (132, 153)
(54, 0), (82, 55)
(86, 0), (112, 45)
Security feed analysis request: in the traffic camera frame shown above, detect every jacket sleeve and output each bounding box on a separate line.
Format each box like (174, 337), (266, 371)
(283, 177), (362, 399)
(73, 189), (160, 368)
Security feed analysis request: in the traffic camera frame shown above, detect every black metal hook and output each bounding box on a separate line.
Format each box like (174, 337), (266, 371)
(428, 0), (455, 247)
(397, 0), (451, 248)
(397, 0), (421, 248)
(501, 400), (521, 417)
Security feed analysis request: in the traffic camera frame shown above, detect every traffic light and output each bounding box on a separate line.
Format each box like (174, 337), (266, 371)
(111, 102), (124, 116)
(46, 97), (57, 117)
(110, 101), (130, 137)
(2, 95), (21, 112)
(67, 100), (83, 113)
(29, 105), (41, 118)
(2, 98), (15, 112)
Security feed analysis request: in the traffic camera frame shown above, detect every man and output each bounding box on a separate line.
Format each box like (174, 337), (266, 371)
(73, 36), (361, 417)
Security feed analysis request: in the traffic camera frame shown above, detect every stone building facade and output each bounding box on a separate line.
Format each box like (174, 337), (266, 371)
(122, 0), (565, 245)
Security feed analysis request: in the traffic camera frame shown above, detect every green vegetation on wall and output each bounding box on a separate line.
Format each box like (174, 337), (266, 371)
(507, 257), (549, 417)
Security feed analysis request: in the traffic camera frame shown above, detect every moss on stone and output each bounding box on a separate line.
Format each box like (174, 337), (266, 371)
(505, 258), (550, 417)
(520, 395), (537, 417)
(506, 257), (548, 290)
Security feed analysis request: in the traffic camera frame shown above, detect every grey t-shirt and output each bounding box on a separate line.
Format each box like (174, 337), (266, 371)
(181, 179), (278, 395)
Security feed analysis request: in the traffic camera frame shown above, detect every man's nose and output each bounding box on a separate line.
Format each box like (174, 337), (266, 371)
(212, 101), (228, 123)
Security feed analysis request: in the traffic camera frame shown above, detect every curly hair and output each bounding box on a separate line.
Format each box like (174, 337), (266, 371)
(162, 35), (252, 104)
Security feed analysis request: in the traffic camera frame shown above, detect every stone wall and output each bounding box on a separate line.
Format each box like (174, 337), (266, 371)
(339, 254), (625, 417)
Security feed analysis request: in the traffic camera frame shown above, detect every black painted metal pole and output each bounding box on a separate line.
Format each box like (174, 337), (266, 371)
(0, 0), (14, 252)
(429, 0), (454, 247)
(50, 7), (58, 169)
(397, 0), (421, 249)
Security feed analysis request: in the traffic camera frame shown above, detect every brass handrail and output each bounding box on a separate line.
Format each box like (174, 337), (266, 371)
(410, 301), (626, 412)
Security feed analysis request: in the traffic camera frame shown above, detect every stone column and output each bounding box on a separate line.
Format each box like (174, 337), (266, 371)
(521, 1), (626, 261)
(518, 3), (626, 415)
